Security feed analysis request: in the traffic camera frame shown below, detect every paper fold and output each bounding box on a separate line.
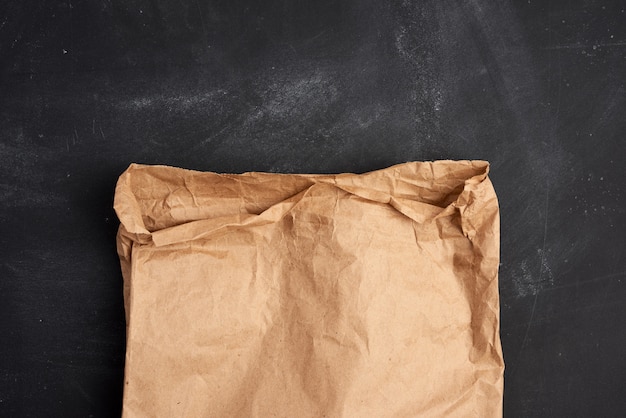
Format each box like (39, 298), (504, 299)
(115, 160), (491, 246)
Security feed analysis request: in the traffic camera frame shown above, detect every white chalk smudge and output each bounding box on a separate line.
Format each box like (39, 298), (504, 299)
(244, 69), (338, 127)
(117, 89), (229, 112)
(513, 249), (555, 297)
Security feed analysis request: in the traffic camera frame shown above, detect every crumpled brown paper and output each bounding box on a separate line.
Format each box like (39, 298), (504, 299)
(114, 160), (504, 417)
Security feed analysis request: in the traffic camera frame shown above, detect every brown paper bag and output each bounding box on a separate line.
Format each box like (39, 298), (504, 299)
(114, 161), (504, 417)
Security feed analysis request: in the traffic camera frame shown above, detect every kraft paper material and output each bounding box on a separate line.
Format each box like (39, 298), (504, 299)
(114, 160), (504, 417)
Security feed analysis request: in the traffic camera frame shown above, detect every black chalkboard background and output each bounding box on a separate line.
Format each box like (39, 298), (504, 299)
(1, 0), (625, 416)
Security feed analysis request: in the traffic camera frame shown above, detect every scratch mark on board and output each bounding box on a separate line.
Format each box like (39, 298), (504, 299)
(511, 180), (550, 377)
(186, 123), (231, 155)
(538, 180), (550, 283)
(195, 0), (209, 51)
(549, 271), (626, 291)
(516, 292), (538, 365)
(544, 41), (626, 50)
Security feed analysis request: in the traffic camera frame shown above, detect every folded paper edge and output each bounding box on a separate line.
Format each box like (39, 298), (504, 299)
(113, 160), (492, 247)
(114, 163), (153, 244)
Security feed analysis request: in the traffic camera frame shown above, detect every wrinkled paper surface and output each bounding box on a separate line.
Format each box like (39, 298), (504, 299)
(114, 161), (504, 417)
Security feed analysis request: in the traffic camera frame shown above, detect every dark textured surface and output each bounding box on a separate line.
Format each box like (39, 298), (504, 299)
(1, 1), (625, 416)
